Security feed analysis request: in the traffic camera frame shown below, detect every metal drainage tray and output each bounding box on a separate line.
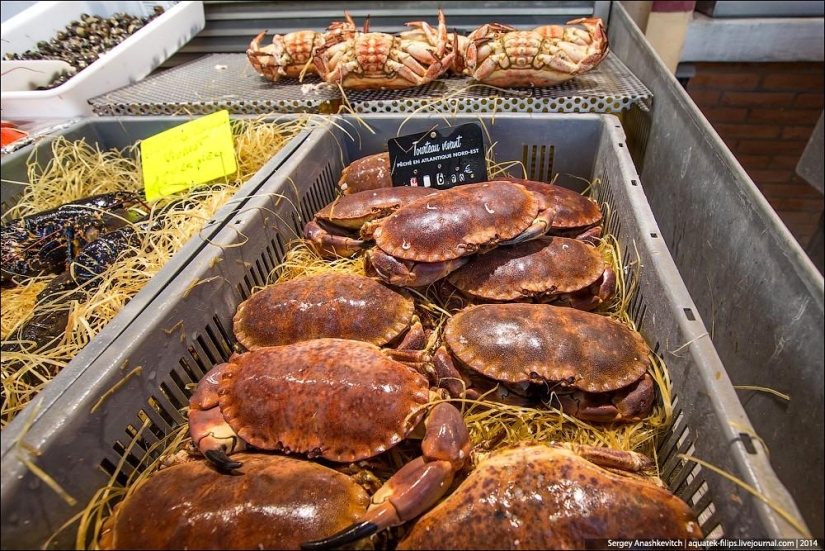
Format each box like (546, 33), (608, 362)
(89, 52), (651, 117)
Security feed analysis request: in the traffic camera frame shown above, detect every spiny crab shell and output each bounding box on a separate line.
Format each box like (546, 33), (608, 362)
(194, 338), (430, 463)
(443, 235), (615, 310)
(397, 443), (702, 549)
(364, 181), (553, 288)
(313, 9), (455, 90)
(232, 272), (417, 349)
(99, 453), (372, 550)
(436, 303), (655, 422)
(465, 18), (609, 87)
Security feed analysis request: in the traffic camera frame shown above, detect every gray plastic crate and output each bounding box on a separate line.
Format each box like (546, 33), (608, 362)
(0, 115), (313, 427)
(0, 113), (807, 549)
(608, 3), (824, 536)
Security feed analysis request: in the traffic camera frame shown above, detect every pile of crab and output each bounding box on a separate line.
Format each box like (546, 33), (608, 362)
(96, 153), (703, 550)
(246, 9), (609, 90)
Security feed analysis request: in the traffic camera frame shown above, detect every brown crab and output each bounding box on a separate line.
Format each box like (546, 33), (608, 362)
(99, 453), (372, 550)
(363, 181), (556, 288)
(432, 303), (655, 423)
(246, 16), (356, 82)
(396, 442), (702, 549)
(188, 338), (471, 547)
(233, 272), (426, 351)
(440, 236), (616, 311)
(313, 9), (455, 90)
(399, 23), (469, 75)
(503, 177), (604, 243)
(338, 152), (393, 195)
(303, 187), (439, 258)
(465, 18), (609, 87)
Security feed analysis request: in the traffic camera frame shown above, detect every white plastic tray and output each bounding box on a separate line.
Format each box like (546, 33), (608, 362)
(0, 1), (204, 119)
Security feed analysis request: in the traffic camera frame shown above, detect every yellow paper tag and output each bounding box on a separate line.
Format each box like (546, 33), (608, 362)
(140, 110), (237, 202)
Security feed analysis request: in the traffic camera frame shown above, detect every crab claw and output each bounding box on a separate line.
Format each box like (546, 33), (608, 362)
(188, 362), (248, 469)
(246, 31), (276, 78)
(365, 248), (470, 288)
(499, 205), (555, 246)
(550, 373), (656, 423)
(204, 449), (242, 472)
(301, 402), (471, 550)
(303, 220), (367, 258)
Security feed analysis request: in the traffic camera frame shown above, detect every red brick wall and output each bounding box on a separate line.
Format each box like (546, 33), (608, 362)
(685, 62), (824, 248)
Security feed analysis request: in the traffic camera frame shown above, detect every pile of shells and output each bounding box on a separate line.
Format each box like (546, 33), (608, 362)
(3, 7), (165, 90)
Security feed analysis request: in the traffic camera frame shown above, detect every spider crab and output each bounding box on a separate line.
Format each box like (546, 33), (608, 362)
(465, 18), (609, 87)
(396, 442), (702, 549)
(432, 303), (656, 423)
(188, 338), (471, 547)
(313, 9), (456, 90)
(246, 15), (357, 81)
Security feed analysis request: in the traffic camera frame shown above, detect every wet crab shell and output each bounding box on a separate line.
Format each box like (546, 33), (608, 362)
(233, 272), (415, 349)
(444, 303), (650, 393)
(99, 453), (371, 550)
(338, 152), (393, 195)
(316, 186), (440, 230)
(372, 181), (539, 263)
(397, 443), (701, 549)
(446, 236), (608, 302)
(219, 338), (430, 462)
(504, 178), (602, 232)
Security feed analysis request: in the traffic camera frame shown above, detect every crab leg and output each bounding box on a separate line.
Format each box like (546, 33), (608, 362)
(301, 402), (471, 550)
(556, 266), (616, 310)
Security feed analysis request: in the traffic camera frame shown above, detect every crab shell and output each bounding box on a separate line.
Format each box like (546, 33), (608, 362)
(444, 303), (650, 394)
(371, 181), (542, 263)
(317, 186), (441, 231)
(246, 30), (326, 81)
(504, 177), (603, 237)
(397, 443), (702, 549)
(246, 15), (357, 82)
(99, 453), (371, 550)
(304, 188), (442, 259)
(445, 236), (613, 307)
(338, 152), (393, 195)
(233, 272), (416, 350)
(313, 9), (454, 90)
(219, 339), (430, 462)
(466, 18), (609, 88)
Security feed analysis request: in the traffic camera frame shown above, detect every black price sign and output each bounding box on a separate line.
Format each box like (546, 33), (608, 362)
(387, 123), (487, 189)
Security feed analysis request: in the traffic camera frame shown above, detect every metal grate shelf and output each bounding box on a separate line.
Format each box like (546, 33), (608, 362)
(90, 52), (652, 116)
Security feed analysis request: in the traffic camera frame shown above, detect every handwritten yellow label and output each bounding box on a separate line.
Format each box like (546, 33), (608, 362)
(140, 110), (237, 202)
